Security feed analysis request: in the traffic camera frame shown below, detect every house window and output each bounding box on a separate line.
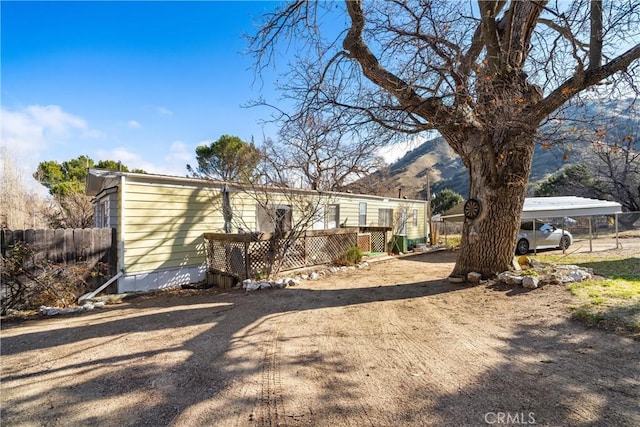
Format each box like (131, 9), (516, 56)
(327, 204), (339, 229)
(399, 209), (407, 234)
(275, 206), (292, 233)
(312, 205), (325, 230)
(378, 208), (393, 228)
(359, 202), (367, 226)
(95, 199), (109, 228)
(412, 209), (418, 227)
(257, 204), (292, 233)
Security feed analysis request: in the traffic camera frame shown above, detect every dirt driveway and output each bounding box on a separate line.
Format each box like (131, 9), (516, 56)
(2, 249), (639, 426)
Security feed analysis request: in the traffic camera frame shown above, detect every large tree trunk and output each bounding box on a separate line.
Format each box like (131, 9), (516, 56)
(451, 128), (536, 278)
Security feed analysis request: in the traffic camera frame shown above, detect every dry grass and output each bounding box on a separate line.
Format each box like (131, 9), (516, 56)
(536, 252), (640, 339)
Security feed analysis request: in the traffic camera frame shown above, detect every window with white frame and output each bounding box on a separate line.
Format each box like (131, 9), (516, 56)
(378, 208), (393, 228)
(359, 202), (367, 226)
(312, 205), (325, 230)
(96, 199), (110, 228)
(412, 209), (418, 227)
(327, 204), (340, 229)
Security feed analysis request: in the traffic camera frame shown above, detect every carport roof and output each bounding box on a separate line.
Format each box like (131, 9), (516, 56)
(440, 196), (623, 221)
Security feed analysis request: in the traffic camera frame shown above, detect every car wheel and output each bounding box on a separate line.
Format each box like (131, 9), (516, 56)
(516, 239), (529, 255)
(559, 235), (571, 250)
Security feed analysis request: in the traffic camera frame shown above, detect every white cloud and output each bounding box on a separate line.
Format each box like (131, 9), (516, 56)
(165, 140), (192, 163)
(1, 105), (92, 154)
(155, 107), (173, 117)
(96, 147), (161, 174)
(377, 135), (425, 164)
(128, 120), (142, 129)
(27, 105), (87, 135)
(0, 105), (103, 189)
(97, 143), (192, 177)
(96, 147), (141, 163)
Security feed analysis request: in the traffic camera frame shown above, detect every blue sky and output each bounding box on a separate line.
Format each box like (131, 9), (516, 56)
(2, 1), (287, 186)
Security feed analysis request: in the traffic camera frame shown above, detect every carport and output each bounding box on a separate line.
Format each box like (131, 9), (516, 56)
(438, 196), (623, 252)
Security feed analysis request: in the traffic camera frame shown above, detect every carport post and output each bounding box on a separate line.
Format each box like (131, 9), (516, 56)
(615, 213), (620, 249)
(533, 219), (537, 255)
(562, 217), (566, 255)
(588, 217), (593, 252)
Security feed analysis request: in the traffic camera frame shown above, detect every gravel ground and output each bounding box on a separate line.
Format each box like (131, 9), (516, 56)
(1, 242), (639, 426)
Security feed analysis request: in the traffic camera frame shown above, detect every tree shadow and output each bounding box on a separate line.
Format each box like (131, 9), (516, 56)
(1, 276), (466, 425)
(424, 320), (639, 426)
(2, 274), (637, 426)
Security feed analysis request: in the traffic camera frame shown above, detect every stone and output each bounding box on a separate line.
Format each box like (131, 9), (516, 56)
(497, 271), (523, 286)
(287, 278), (299, 287)
(40, 306), (61, 316)
(522, 276), (540, 289)
(309, 272), (320, 280)
(244, 282), (260, 292)
(467, 272), (482, 283)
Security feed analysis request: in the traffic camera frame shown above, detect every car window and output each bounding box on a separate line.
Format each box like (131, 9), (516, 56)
(539, 223), (553, 232)
(520, 222), (534, 230)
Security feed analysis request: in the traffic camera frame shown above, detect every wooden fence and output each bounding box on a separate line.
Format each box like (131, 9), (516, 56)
(1, 228), (118, 277)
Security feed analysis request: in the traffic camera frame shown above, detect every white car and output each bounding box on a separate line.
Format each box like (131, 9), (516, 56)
(516, 221), (573, 255)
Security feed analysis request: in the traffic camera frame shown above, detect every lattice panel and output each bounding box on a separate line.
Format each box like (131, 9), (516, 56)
(206, 240), (246, 277)
(357, 233), (372, 253)
(370, 231), (386, 252)
(205, 230), (359, 280)
(307, 234), (356, 264)
(247, 241), (271, 277)
(278, 238), (306, 270)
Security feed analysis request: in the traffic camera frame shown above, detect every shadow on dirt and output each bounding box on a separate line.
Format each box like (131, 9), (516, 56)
(2, 263), (638, 426)
(425, 320), (639, 426)
(2, 276), (467, 425)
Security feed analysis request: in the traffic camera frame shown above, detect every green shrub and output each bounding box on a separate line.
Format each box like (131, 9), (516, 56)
(335, 246), (363, 266)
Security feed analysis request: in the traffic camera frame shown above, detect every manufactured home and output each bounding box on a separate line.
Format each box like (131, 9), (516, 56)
(86, 169), (430, 293)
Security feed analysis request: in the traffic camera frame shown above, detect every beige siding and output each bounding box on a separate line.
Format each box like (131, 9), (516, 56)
(121, 178), (427, 274)
(327, 196), (426, 239)
(124, 182), (227, 273)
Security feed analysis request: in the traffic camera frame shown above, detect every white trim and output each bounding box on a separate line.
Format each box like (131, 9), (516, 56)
(119, 175), (126, 273)
(441, 196), (623, 221)
(117, 265), (207, 293)
(87, 168), (427, 205)
(94, 186), (118, 200)
(520, 197), (622, 219)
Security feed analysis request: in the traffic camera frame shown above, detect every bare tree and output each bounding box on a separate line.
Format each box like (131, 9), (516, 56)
(261, 111), (387, 191)
(534, 99), (639, 229)
(45, 192), (95, 229)
(204, 180), (333, 278)
(591, 132), (640, 229)
(250, 0), (640, 276)
(0, 147), (48, 229)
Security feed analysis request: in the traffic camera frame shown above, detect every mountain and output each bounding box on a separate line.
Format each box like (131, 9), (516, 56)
(348, 135), (581, 199)
(348, 97), (637, 200)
